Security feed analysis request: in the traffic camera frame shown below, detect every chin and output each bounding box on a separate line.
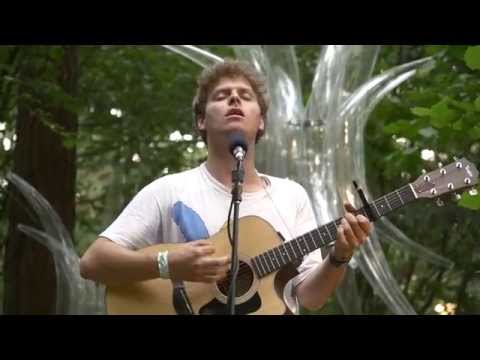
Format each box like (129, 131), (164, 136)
(224, 124), (247, 135)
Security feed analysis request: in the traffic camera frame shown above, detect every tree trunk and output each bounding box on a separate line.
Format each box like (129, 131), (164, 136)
(3, 46), (78, 314)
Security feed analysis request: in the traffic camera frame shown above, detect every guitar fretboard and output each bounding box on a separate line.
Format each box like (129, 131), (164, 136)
(250, 184), (416, 278)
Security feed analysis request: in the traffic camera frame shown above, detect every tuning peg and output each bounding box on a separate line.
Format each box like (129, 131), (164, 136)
(422, 169), (427, 174)
(438, 162), (444, 169)
(469, 189), (478, 196)
(436, 198), (445, 207)
(455, 193), (462, 201)
(453, 156), (459, 162)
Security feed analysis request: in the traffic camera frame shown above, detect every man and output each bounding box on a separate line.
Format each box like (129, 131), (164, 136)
(80, 59), (372, 314)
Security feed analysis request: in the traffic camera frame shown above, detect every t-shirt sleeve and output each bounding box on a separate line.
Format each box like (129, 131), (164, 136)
(99, 182), (163, 250)
(283, 184), (323, 314)
(293, 186), (323, 286)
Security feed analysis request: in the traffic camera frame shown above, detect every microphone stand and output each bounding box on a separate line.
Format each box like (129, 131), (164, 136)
(227, 156), (244, 315)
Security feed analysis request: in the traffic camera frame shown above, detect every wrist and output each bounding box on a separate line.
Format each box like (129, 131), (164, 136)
(328, 248), (351, 268)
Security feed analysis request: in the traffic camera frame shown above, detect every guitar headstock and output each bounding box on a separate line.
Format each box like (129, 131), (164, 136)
(411, 158), (479, 200)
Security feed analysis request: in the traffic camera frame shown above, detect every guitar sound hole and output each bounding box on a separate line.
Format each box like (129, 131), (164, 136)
(217, 261), (254, 297)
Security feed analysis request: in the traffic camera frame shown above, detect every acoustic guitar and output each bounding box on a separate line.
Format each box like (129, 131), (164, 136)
(106, 158), (478, 315)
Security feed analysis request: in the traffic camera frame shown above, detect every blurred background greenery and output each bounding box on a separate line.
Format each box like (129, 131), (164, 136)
(0, 45), (479, 314)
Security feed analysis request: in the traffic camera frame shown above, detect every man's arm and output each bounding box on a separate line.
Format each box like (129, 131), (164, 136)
(80, 237), (160, 286)
(80, 238), (230, 287)
(295, 203), (372, 311)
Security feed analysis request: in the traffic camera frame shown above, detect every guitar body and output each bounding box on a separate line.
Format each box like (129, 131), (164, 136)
(105, 158), (480, 315)
(106, 216), (296, 315)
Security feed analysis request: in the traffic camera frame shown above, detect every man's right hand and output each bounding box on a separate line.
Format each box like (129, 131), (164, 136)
(167, 240), (231, 283)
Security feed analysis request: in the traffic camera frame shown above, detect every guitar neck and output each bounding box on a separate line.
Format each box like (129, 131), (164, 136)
(251, 184), (417, 278)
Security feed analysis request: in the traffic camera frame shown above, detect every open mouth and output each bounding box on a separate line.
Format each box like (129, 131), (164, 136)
(226, 108), (245, 118)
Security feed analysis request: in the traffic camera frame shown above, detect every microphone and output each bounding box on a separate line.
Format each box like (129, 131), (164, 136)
(228, 133), (248, 161)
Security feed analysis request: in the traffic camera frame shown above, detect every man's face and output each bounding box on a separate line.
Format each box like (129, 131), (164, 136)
(198, 76), (264, 144)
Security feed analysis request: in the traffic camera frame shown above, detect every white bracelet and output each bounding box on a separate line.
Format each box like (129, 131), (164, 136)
(157, 251), (170, 279)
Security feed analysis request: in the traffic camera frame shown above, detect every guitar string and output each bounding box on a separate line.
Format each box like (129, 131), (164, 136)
(220, 176), (284, 284)
(220, 183), (414, 288)
(220, 175), (309, 285)
(222, 184), (409, 282)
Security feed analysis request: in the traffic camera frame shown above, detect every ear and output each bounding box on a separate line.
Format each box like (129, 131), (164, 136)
(197, 115), (206, 131)
(258, 116), (265, 133)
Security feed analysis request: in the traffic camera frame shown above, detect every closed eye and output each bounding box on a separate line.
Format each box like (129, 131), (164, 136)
(212, 88), (255, 101)
(240, 91), (253, 100)
(214, 90), (229, 101)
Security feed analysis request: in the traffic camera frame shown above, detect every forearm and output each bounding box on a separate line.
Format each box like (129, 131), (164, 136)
(295, 254), (348, 311)
(295, 203), (372, 312)
(80, 237), (159, 287)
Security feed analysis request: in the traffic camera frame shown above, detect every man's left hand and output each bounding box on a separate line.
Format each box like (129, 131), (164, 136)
(333, 202), (373, 261)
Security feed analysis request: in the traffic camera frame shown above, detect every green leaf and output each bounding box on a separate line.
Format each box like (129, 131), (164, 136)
(470, 126), (480, 140)
(448, 46), (469, 61)
(405, 89), (437, 105)
(418, 127), (438, 138)
(63, 137), (77, 150)
(383, 120), (414, 136)
(425, 45), (447, 56)
(411, 107), (431, 117)
(464, 46), (480, 70)
(403, 146), (417, 155)
(452, 120), (463, 131)
(430, 101), (457, 128)
(458, 188), (480, 210)
(446, 98), (475, 112)
(2, 75), (17, 83)
(475, 97), (480, 112)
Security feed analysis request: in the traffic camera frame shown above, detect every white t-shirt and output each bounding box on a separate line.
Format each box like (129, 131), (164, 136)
(100, 163), (324, 313)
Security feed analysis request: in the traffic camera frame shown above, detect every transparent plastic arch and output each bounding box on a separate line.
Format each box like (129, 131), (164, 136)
(7, 173), (106, 314)
(162, 45), (453, 314)
(5, 45), (455, 314)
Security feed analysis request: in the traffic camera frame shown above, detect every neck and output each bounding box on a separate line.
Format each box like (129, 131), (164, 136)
(205, 140), (264, 192)
(250, 183), (418, 278)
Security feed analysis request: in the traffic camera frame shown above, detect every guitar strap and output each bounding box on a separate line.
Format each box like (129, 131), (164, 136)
(260, 175), (297, 245)
(172, 281), (194, 315)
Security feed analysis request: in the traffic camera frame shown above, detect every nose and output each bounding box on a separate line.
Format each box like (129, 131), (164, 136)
(228, 91), (241, 106)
